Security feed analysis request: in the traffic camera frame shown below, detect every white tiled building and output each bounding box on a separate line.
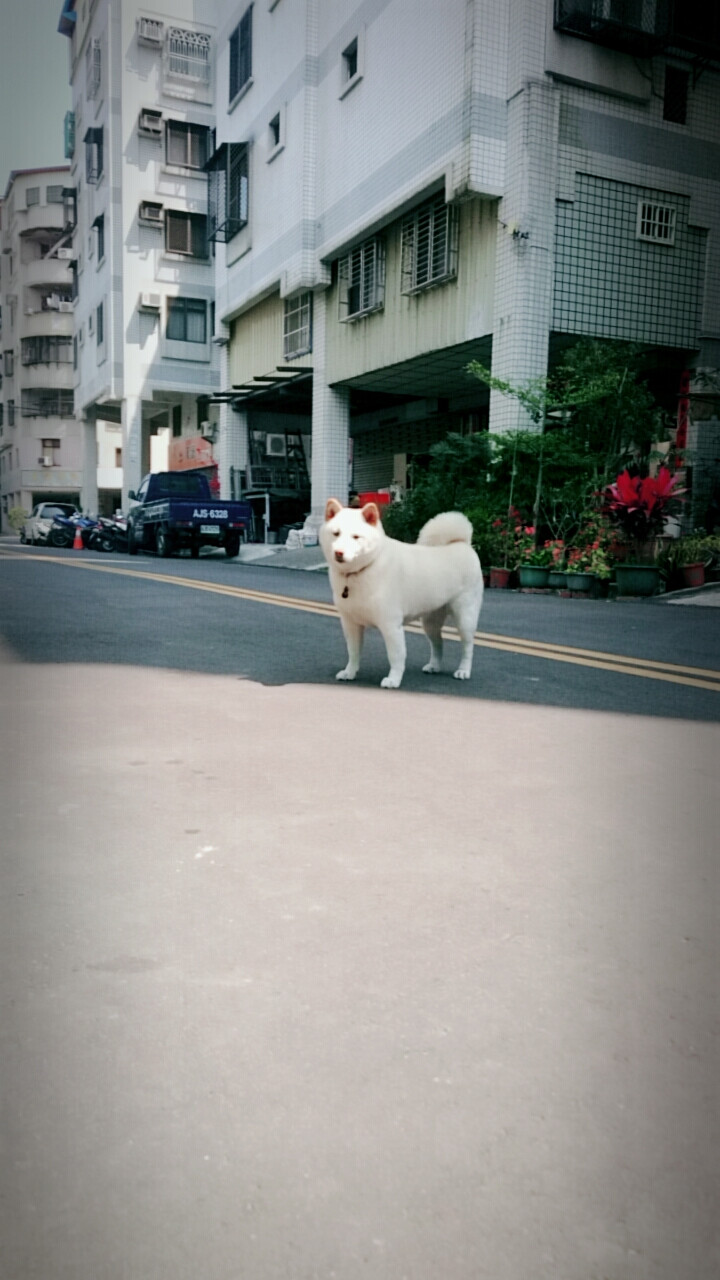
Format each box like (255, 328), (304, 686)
(58, 0), (219, 507)
(206, 0), (720, 530)
(0, 168), (79, 528)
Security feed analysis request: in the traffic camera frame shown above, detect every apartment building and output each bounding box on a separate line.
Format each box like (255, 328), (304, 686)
(58, 0), (219, 506)
(0, 168), (81, 528)
(205, 0), (720, 529)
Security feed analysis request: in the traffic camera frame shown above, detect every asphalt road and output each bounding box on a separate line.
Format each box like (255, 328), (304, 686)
(1, 543), (719, 1280)
(1, 542), (719, 720)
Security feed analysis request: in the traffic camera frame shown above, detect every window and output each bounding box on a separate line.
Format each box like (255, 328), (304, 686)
(283, 292), (312, 358)
(115, 447), (122, 467)
(3, 350), (14, 378)
(84, 127), (103, 183)
(343, 39), (358, 81)
(664, 65), (689, 124)
(401, 194), (459, 293)
(166, 120), (209, 169)
(172, 404), (182, 436)
(206, 142), (249, 242)
(96, 301), (104, 345)
(21, 336), (73, 365)
(636, 200), (676, 244)
(73, 335), (78, 370)
(7, 401), (15, 427)
(86, 37), (101, 100)
(93, 213), (105, 260)
(64, 110), (75, 158)
(339, 33), (364, 96)
(46, 185), (64, 204)
(26, 187), (40, 206)
(20, 389), (74, 418)
(41, 439), (61, 464)
(165, 210), (208, 258)
(165, 28), (211, 84)
(269, 113), (281, 150)
(166, 297), (206, 343)
(229, 7), (253, 102)
(339, 238), (385, 319)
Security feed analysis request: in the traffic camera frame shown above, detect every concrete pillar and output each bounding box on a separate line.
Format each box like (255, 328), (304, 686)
(309, 290), (350, 520)
(122, 395), (143, 504)
(489, 79), (560, 433)
(215, 335), (248, 499)
(81, 414), (99, 515)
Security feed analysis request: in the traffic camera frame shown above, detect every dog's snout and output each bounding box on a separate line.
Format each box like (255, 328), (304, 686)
(334, 549), (345, 562)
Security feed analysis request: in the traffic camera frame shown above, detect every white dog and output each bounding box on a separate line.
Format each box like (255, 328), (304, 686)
(320, 499), (484, 689)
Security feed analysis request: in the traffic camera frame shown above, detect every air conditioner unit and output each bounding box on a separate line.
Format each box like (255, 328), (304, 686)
(136, 17), (164, 46)
(139, 291), (161, 311)
(56, 247), (74, 260)
(58, 301), (74, 312)
(200, 420), (218, 442)
(41, 456), (53, 467)
(266, 433), (287, 457)
(139, 201), (163, 224)
(138, 108), (163, 138)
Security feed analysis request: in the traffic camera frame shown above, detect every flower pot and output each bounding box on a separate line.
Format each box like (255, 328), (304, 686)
(518, 565), (550, 588)
(681, 562), (705, 588)
(489, 566), (511, 589)
(614, 564), (661, 597)
(565, 571), (595, 592)
(547, 570), (566, 589)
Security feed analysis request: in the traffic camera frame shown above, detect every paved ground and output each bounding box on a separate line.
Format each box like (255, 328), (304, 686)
(1, 634), (718, 1279)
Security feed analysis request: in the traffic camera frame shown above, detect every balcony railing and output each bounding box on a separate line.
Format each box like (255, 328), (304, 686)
(554, 0), (671, 56)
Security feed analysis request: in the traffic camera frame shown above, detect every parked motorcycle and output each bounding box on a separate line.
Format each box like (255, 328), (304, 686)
(48, 513), (101, 550)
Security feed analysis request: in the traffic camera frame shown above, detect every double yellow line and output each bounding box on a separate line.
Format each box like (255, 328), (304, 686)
(3, 549), (720, 693)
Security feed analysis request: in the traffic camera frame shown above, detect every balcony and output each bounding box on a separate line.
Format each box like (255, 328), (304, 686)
(17, 204), (67, 237)
(554, 0), (671, 56)
(23, 257), (72, 291)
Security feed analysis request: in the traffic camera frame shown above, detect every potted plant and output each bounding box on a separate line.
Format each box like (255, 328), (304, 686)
(658, 533), (716, 589)
(518, 543), (553, 588)
(544, 539), (567, 588)
(603, 467), (684, 596)
(564, 546), (596, 593)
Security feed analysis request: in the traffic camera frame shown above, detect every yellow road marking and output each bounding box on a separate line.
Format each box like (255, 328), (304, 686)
(2, 549), (720, 692)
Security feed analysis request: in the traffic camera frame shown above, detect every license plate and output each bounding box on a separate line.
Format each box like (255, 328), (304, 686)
(200, 524), (220, 534)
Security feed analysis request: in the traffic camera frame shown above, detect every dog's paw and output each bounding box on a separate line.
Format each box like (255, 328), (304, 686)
(380, 675), (402, 689)
(453, 668), (471, 681)
(335, 668), (357, 682)
(422, 662), (441, 675)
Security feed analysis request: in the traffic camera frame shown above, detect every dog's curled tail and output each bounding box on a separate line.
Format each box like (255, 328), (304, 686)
(417, 511), (473, 547)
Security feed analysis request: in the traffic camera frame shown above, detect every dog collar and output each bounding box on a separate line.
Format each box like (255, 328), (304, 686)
(340, 562), (370, 598)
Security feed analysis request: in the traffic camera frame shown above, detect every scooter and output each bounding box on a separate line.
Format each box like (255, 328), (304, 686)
(48, 513), (101, 549)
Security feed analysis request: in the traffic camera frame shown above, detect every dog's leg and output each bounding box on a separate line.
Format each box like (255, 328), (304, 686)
(378, 623), (406, 689)
(449, 586), (483, 680)
(421, 607), (446, 674)
(336, 617), (364, 681)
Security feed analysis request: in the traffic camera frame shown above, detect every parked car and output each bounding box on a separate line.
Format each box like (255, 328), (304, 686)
(21, 502), (80, 545)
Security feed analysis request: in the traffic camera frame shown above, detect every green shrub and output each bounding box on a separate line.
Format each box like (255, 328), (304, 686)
(7, 506), (28, 532)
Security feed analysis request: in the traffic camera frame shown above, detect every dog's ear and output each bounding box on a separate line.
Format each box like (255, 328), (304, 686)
(361, 502), (381, 526)
(324, 498), (343, 521)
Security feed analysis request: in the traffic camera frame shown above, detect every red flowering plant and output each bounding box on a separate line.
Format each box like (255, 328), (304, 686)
(603, 466), (685, 563)
(544, 539), (566, 567)
(566, 514), (614, 578)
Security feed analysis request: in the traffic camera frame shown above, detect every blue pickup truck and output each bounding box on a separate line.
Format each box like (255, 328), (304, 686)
(126, 471), (253, 559)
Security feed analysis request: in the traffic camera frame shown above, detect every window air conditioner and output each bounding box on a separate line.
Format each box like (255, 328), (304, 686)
(139, 201), (163, 224)
(200, 420), (217, 442)
(139, 291), (162, 311)
(138, 108), (163, 138)
(41, 456), (53, 467)
(58, 301), (74, 312)
(56, 247), (74, 259)
(266, 433), (287, 457)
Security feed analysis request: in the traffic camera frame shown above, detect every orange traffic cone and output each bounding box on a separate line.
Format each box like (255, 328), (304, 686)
(72, 524), (84, 550)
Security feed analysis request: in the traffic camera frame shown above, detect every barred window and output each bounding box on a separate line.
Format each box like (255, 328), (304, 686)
(283, 292), (312, 359)
(86, 38), (101, 100)
(165, 28), (211, 84)
(165, 210), (208, 258)
(401, 194), (458, 294)
(229, 6), (253, 102)
(21, 389), (74, 418)
(339, 238), (385, 320)
(46, 185), (65, 204)
(167, 297), (207, 343)
(84, 127), (103, 184)
(21, 336), (73, 365)
(96, 301), (104, 346)
(636, 201), (676, 245)
(166, 120), (210, 169)
(206, 142), (249, 243)
(26, 187), (40, 207)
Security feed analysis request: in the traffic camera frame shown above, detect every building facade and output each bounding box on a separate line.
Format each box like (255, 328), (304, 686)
(206, 0), (720, 529)
(58, 0), (220, 508)
(0, 168), (79, 527)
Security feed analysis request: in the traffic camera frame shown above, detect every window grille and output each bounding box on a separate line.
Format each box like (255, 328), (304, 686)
(165, 28), (211, 84)
(62, 187), (77, 232)
(84, 127), (103, 183)
(229, 7), (253, 101)
(401, 194), (458, 293)
(166, 121), (209, 169)
(96, 302), (104, 346)
(3, 350), (14, 377)
(26, 188), (40, 207)
(165, 211), (208, 258)
(7, 401), (15, 427)
(339, 238), (385, 319)
(92, 213), (105, 260)
(636, 201), (676, 244)
(86, 38), (101, 100)
(21, 336), (73, 365)
(166, 297), (207, 343)
(64, 111), (75, 158)
(283, 292), (312, 358)
(137, 17), (164, 46)
(206, 142), (248, 242)
(21, 389), (74, 418)
(46, 185), (64, 204)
